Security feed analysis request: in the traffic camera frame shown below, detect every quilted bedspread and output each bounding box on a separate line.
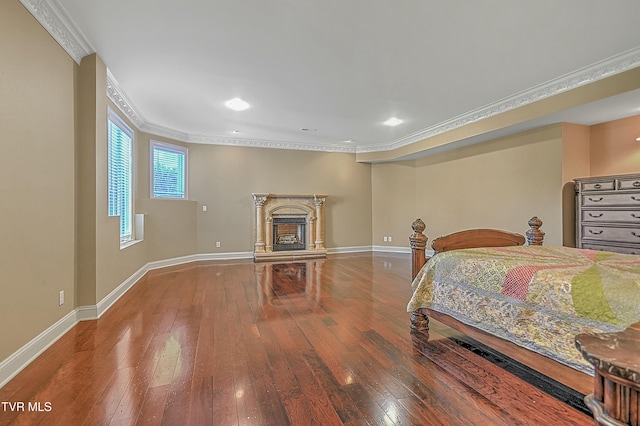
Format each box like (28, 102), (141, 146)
(407, 245), (640, 374)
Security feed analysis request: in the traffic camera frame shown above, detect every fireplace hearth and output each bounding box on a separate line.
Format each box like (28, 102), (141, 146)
(252, 193), (327, 262)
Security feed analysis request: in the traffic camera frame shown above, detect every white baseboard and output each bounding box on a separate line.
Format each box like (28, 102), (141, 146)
(0, 246), (414, 389)
(0, 250), (258, 388)
(0, 309), (77, 389)
(327, 245), (371, 254)
(371, 245), (411, 254)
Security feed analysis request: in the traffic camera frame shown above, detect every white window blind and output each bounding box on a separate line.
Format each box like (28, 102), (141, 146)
(151, 141), (187, 199)
(108, 110), (134, 243)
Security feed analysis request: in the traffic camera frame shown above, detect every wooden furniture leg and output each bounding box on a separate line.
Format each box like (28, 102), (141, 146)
(575, 322), (640, 426)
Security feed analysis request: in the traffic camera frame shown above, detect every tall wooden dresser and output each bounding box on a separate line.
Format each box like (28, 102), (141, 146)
(574, 173), (640, 255)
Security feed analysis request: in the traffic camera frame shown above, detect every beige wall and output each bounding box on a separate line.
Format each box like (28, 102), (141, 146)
(590, 114), (640, 176)
(0, 0), (76, 361)
(76, 54), (152, 304)
(370, 117), (640, 251)
(415, 125), (564, 246)
(371, 162), (416, 247)
(188, 145), (373, 253)
(372, 125), (565, 248)
(560, 123), (591, 246)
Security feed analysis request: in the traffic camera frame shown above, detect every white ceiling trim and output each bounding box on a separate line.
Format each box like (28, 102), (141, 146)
(28, 0), (640, 155)
(106, 70), (146, 129)
(356, 46), (640, 154)
(20, 0), (92, 64)
(184, 134), (357, 153)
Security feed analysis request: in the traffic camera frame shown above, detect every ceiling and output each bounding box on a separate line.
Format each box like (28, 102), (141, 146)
(28, 0), (640, 156)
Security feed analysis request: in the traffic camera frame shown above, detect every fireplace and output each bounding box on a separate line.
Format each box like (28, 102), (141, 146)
(252, 193), (327, 262)
(273, 217), (306, 251)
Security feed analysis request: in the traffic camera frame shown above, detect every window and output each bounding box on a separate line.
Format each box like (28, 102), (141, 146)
(151, 141), (187, 199)
(107, 109), (134, 244)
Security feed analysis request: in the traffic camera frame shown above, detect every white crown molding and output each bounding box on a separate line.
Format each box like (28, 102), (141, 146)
(20, 0), (93, 64)
(28, 1), (640, 154)
(103, 45), (640, 155)
(356, 47), (640, 154)
(106, 70), (146, 129)
(185, 134), (357, 153)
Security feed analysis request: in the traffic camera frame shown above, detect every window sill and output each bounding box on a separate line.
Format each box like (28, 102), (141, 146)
(120, 238), (143, 250)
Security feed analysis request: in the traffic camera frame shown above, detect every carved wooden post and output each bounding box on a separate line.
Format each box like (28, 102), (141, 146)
(409, 218), (430, 334)
(526, 216), (545, 245)
(252, 194), (268, 253)
(409, 218), (428, 280)
(313, 195), (326, 250)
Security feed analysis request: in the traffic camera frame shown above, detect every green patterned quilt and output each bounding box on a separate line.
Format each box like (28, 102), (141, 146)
(407, 245), (640, 374)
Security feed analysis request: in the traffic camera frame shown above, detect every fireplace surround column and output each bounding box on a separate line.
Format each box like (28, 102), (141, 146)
(253, 194), (268, 253)
(314, 195), (326, 250)
(265, 216), (273, 252)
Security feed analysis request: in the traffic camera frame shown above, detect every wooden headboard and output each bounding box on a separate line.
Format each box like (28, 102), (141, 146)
(409, 216), (545, 280)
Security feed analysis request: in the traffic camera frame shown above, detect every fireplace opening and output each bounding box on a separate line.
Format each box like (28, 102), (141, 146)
(273, 217), (306, 251)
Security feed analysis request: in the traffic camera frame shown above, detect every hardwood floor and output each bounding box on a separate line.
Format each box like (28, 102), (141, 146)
(0, 253), (593, 425)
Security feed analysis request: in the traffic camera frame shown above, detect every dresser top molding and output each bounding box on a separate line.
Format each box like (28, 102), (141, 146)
(573, 172), (640, 184)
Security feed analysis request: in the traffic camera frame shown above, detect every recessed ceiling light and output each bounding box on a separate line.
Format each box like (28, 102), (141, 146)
(343, 140), (353, 143)
(225, 98), (250, 111)
(383, 117), (403, 126)
(232, 129), (240, 134)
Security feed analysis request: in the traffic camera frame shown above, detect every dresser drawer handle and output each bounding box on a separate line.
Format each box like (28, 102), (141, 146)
(632, 213), (640, 219)
(594, 183), (602, 189)
(632, 196), (640, 201)
(588, 197), (603, 202)
(588, 230), (603, 235)
(632, 232), (640, 238)
(588, 213), (603, 218)
(634, 181), (640, 187)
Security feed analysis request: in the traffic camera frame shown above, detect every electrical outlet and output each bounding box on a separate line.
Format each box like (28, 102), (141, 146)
(388, 236), (392, 242)
(58, 290), (64, 306)
(383, 236), (388, 242)
(216, 241), (221, 248)
(202, 205), (208, 212)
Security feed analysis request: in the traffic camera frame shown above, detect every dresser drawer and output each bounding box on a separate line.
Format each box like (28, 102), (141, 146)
(582, 210), (640, 223)
(580, 179), (615, 192)
(581, 243), (640, 255)
(618, 177), (640, 190)
(582, 225), (640, 244)
(581, 193), (640, 207)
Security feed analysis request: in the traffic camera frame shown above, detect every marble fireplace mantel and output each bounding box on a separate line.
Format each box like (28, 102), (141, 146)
(252, 193), (327, 262)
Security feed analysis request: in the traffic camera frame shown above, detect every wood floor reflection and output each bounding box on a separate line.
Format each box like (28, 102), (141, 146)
(0, 253), (592, 425)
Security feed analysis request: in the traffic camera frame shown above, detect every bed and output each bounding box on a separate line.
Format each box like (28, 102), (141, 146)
(407, 216), (640, 380)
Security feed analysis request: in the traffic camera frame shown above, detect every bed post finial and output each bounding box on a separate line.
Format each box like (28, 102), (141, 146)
(410, 218), (428, 280)
(526, 216), (545, 245)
